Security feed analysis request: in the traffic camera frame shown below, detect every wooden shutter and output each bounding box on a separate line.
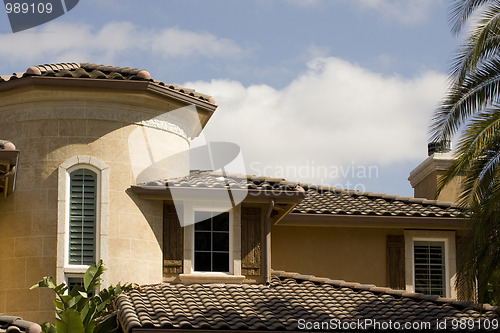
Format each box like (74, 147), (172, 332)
(386, 235), (405, 290)
(69, 169), (97, 265)
(163, 203), (183, 274)
(455, 235), (466, 299)
(241, 207), (261, 276)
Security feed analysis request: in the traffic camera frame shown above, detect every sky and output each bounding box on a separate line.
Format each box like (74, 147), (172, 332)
(0, 0), (462, 197)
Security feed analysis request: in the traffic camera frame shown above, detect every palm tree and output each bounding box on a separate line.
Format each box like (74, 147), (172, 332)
(431, 0), (500, 304)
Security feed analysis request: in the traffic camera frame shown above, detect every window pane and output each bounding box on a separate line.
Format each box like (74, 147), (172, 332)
(213, 232), (229, 251)
(213, 253), (229, 272)
(195, 213), (211, 231)
(194, 252), (211, 271)
(213, 213), (229, 231)
(195, 231), (211, 251)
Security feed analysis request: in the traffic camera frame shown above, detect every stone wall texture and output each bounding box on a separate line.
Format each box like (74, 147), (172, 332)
(0, 85), (192, 324)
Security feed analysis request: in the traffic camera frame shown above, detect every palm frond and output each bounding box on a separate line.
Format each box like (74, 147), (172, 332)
(431, 59), (500, 141)
(449, 0), (493, 34)
(450, 4), (500, 80)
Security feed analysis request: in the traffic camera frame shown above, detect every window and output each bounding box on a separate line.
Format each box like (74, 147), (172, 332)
(194, 211), (230, 272)
(69, 169), (97, 266)
(413, 241), (446, 296)
(67, 276), (84, 292)
(404, 230), (457, 299)
(178, 204), (244, 283)
(57, 156), (109, 287)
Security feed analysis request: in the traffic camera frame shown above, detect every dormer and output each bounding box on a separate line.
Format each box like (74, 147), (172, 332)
(131, 170), (306, 284)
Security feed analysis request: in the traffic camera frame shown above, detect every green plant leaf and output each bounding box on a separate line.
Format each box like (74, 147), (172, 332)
(56, 309), (85, 333)
(83, 260), (104, 292)
(40, 322), (57, 333)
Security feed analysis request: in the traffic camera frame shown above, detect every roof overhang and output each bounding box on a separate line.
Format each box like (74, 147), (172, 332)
(130, 185), (307, 204)
(278, 213), (465, 229)
(130, 185), (306, 224)
(0, 76), (217, 137)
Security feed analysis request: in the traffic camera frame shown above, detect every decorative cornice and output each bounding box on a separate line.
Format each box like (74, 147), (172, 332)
(408, 153), (454, 187)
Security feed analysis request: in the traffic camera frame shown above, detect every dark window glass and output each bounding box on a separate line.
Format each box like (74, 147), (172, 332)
(194, 252), (211, 271)
(213, 232), (229, 251)
(195, 231), (211, 251)
(213, 252), (229, 272)
(194, 211), (230, 272)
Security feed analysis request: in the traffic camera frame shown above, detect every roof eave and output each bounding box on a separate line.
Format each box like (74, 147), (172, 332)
(278, 213), (465, 229)
(129, 185), (306, 204)
(0, 76), (217, 138)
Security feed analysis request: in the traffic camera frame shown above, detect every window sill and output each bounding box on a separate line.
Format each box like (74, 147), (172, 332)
(179, 274), (245, 284)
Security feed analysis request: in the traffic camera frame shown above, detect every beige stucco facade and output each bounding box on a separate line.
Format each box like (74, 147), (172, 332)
(272, 225), (399, 287)
(272, 216), (463, 298)
(0, 84), (206, 323)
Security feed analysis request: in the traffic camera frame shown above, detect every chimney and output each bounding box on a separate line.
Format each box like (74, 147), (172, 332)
(408, 141), (461, 202)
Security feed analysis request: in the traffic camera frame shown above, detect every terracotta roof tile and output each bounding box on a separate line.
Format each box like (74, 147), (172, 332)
(292, 185), (463, 218)
(142, 170), (301, 192)
(0, 314), (41, 333)
(116, 272), (497, 332)
(0, 63), (215, 104)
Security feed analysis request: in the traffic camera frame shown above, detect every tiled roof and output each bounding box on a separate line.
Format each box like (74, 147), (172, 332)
(142, 170), (301, 192)
(141, 170), (463, 218)
(116, 271), (497, 332)
(0, 63), (215, 104)
(0, 314), (41, 333)
(292, 185), (463, 218)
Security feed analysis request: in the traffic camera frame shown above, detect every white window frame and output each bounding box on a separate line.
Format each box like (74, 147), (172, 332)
(404, 230), (456, 298)
(179, 202), (244, 283)
(57, 156), (109, 287)
(65, 165), (100, 271)
(191, 209), (233, 274)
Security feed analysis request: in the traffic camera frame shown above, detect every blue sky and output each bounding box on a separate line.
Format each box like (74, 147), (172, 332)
(0, 0), (462, 197)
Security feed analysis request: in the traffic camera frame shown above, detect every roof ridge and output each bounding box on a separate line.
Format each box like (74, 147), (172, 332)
(271, 270), (495, 311)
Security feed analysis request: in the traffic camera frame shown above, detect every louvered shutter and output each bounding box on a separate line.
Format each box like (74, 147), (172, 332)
(386, 235), (405, 290)
(163, 203), (183, 274)
(414, 241), (445, 296)
(69, 169), (97, 265)
(241, 207), (262, 276)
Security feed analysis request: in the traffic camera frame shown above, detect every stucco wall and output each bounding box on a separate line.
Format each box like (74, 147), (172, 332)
(271, 225), (402, 287)
(0, 85), (192, 323)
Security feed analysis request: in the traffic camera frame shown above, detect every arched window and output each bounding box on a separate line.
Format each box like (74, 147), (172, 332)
(68, 168), (97, 266)
(57, 156), (109, 286)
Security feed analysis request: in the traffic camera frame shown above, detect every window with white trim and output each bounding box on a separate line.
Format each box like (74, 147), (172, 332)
(413, 240), (446, 297)
(57, 156), (109, 288)
(194, 211), (230, 272)
(404, 230), (457, 299)
(179, 203), (244, 283)
(68, 168), (97, 266)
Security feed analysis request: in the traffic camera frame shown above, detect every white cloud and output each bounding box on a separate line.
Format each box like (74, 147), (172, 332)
(354, 0), (440, 25)
(187, 57), (447, 186)
(0, 21), (243, 66)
